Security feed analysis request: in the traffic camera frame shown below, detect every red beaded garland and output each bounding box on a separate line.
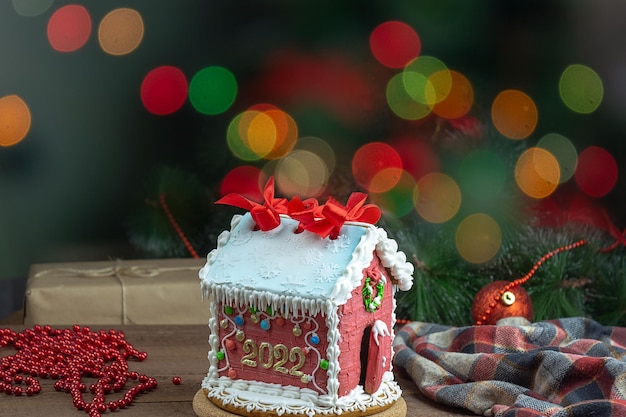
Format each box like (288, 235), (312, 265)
(0, 325), (157, 416)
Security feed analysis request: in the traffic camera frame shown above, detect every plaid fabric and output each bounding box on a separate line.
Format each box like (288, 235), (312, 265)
(393, 317), (626, 416)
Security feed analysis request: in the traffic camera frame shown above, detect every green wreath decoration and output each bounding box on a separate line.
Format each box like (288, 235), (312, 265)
(362, 277), (385, 312)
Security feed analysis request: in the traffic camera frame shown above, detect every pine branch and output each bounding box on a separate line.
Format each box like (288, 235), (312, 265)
(127, 166), (218, 258)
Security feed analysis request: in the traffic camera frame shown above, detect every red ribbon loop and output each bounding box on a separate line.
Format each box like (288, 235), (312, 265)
(344, 192), (382, 224)
(305, 192), (381, 239)
(216, 177), (287, 231)
(287, 196), (319, 233)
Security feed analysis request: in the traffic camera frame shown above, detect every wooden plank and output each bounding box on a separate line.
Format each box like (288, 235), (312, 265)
(0, 325), (472, 416)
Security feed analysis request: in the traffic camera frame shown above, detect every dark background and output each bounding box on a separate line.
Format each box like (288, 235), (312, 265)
(2, 0), (626, 320)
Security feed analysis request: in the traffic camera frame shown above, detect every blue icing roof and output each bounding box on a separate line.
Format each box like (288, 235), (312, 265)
(205, 213), (369, 300)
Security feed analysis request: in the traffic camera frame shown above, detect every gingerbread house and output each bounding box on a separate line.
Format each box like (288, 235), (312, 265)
(199, 180), (414, 416)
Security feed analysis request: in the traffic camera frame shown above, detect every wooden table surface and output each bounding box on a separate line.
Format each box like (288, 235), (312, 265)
(0, 325), (473, 417)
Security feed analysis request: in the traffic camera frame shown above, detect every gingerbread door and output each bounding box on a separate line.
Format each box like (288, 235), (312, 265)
(363, 327), (390, 394)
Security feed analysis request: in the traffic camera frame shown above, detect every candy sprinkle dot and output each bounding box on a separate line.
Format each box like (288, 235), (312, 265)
(172, 376), (182, 385)
(260, 319), (271, 331)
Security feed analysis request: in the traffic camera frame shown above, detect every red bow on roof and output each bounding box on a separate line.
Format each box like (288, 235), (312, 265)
(216, 177), (288, 231)
(287, 196), (320, 233)
(305, 192), (381, 239)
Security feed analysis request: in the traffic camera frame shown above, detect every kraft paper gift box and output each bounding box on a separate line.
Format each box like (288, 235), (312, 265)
(24, 258), (209, 326)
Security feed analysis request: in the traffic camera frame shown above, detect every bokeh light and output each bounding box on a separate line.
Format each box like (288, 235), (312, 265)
(251, 53), (376, 127)
(98, 8), (144, 56)
(386, 73), (432, 120)
(296, 136), (336, 176)
(389, 136), (440, 182)
(431, 70), (473, 120)
(226, 106), (298, 161)
(455, 213), (501, 264)
(12, 0), (53, 17)
(352, 142), (403, 192)
(369, 167), (405, 193)
(227, 111), (262, 161)
(491, 89), (538, 140)
(0, 95), (31, 147)
(559, 64), (603, 114)
(574, 146), (618, 198)
(189, 66), (238, 115)
(401, 71), (433, 106)
(275, 150), (329, 198)
(459, 150), (506, 200)
(514, 147), (560, 199)
(140, 66), (188, 115)
(253, 106), (298, 160)
(47, 5), (92, 53)
(247, 111), (277, 157)
(428, 70), (455, 106)
(414, 172), (461, 223)
(370, 21), (421, 69)
(404, 56), (451, 105)
(536, 133), (578, 183)
(370, 170), (417, 217)
(220, 166), (263, 201)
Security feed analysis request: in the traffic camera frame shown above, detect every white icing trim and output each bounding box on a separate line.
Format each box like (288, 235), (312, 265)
(207, 292), (221, 380)
(326, 228), (376, 306)
(389, 285), (399, 375)
(372, 320), (390, 347)
(323, 302), (341, 403)
(300, 318), (325, 394)
(202, 283), (333, 319)
(230, 214), (243, 229)
(375, 228), (414, 291)
(202, 373), (402, 417)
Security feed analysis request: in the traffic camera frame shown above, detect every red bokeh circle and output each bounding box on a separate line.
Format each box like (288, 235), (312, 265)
(220, 166), (264, 201)
(352, 142), (403, 192)
(140, 66), (188, 115)
(47, 5), (92, 52)
(369, 21), (421, 69)
(574, 146), (618, 198)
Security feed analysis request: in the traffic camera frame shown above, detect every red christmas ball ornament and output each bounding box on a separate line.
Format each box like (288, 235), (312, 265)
(471, 280), (533, 325)
(470, 240), (588, 325)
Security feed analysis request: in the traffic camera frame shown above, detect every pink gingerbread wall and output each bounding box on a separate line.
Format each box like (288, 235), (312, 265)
(336, 254), (394, 396)
(216, 305), (331, 393)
